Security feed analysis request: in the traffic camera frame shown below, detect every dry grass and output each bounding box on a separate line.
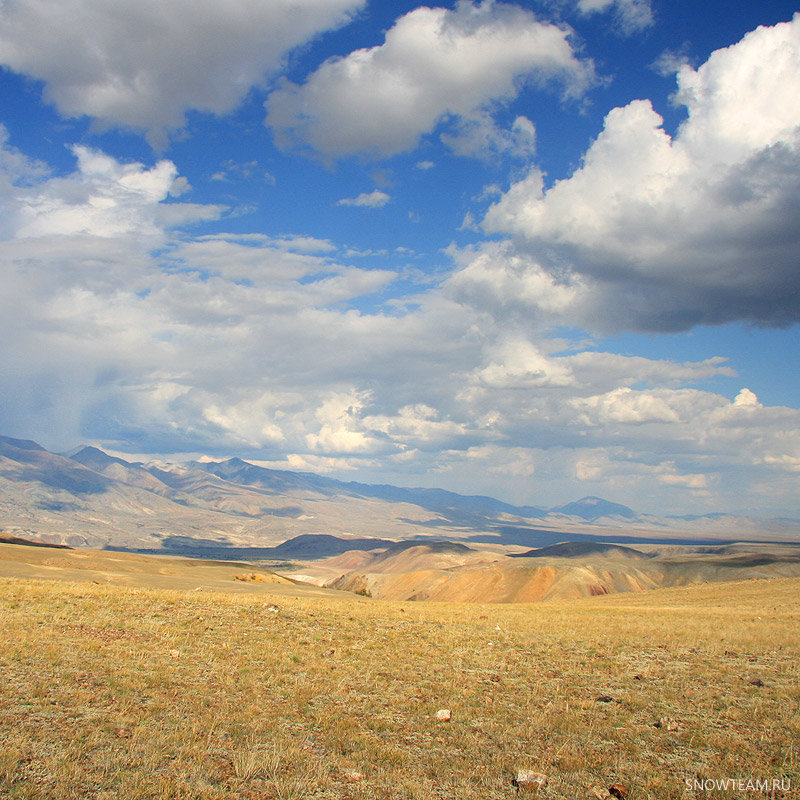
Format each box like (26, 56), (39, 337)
(0, 566), (798, 799)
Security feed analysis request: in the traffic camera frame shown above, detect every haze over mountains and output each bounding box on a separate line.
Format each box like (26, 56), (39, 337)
(1, 435), (797, 555)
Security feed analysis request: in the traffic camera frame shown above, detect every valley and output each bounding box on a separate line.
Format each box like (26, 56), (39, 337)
(2, 435), (798, 558)
(1, 432), (798, 797)
(3, 434), (800, 605)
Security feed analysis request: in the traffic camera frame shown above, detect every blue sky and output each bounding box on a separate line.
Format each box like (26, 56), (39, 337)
(0, 0), (798, 517)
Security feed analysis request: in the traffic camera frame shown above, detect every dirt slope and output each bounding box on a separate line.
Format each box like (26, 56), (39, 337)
(323, 542), (800, 602)
(330, 559), (664, 602)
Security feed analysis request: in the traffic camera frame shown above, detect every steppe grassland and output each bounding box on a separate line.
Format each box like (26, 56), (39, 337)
(0, 573), (798, 799)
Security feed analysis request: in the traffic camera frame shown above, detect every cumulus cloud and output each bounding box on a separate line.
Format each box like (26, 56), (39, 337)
(478, 15), (800, 331)
(0, 0), (364, 144)
(733, 388), (761, 407)
(305, 391), (379, 454)
(16, 146), (183, 238)
(445, 239), (587, 323)
(265, 0), (594, 159)
(0, 141), (416, 452)
(2, 135), (799, 515)
(363, 404), (471, 452)
(441, 113), (537, 160)
(476, 339), (575, 388)
(573, 387), (684, 425)
(337, 190), (391, 208)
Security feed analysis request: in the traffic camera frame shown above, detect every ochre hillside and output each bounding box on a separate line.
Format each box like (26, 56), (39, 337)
(308, 539), (800, 602)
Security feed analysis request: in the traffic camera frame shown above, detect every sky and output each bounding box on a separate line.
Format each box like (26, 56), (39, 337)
(0, 0), (799, 517)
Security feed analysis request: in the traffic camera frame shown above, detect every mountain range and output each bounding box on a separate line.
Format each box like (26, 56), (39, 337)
(0, 434), (797, 553)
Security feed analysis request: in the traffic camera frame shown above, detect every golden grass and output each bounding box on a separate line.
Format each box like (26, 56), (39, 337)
(0, 542), (341, 598)
(0, 564), (798, 799)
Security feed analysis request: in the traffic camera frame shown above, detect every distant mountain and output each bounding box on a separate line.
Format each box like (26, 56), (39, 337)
(548, 496), (637, 521)
(0, 435), (796, 551)
(192, 458), (334, 496)
(191, 457), (548, 523)
(0, 435), (112, 495)
(68, 445), (139, 471)
(0, 435), (47, 452)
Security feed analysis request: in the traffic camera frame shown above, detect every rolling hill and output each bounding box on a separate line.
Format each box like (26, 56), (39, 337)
(310, 539), (800, 602)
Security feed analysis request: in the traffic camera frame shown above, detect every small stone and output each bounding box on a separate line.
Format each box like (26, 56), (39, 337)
(169, 649), (180, 658)
(609, 783), (629, 799)
(341, 769), (364, 782)
(588, 787), (611, 799)
(654, 716), (678, 731)
(435, 709), (451, 722)
(513, 770), (547, 791)
(322, 648), (335, 658)
(596, 695), (614, 703)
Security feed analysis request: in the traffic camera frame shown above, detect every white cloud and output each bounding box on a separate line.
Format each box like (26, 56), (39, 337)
(733, 388), (761, 408)
(16, 146), (183, 238)
(574, 453), (711, 494)
(651, 49), (691, 78)
(337, 190), (391, 208)
(271, 235), (337, 255)
(305, 391), (380, 454)
(446, 239), (586, 323)
(209, 160), (269, 184)
(0, 125), (49, 186)
(476, 339), (574, 388)
(577, 0), (653, 34)
(563, 352), (736, 392)
(1, 135), (799, 516)
(363, 404), (470, 451)
(265, 0), (593, 159)
(441, 113), (537, 160)
(0, 0), (365, 144)
(479, 15), (800, 331)
(573, 387), (684, 425)
(658, 470), (709, 490)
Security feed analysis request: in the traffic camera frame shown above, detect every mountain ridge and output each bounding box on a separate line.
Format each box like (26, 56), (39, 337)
(0, 435), (797, 550)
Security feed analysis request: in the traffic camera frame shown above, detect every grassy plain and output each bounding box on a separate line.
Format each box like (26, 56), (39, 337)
(0, 545), (798, 799)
